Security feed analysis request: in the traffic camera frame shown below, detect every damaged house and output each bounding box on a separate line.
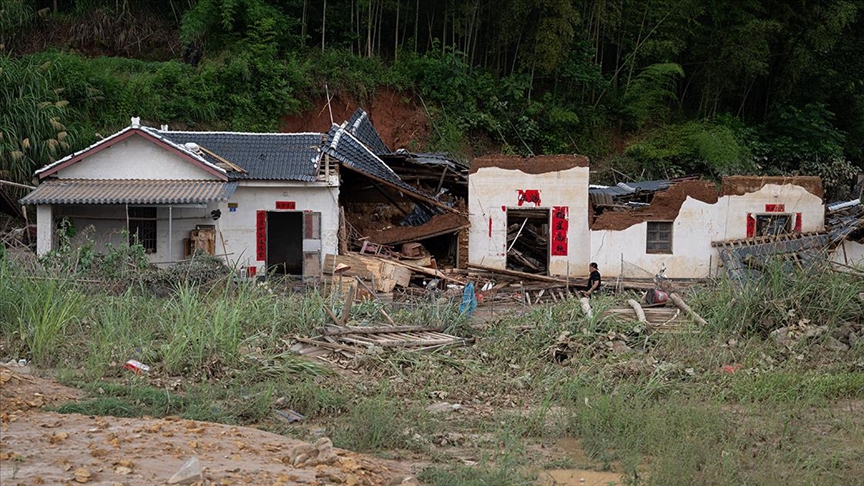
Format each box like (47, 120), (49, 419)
(468, 155), (828, 280)
(590, 176), (826, 279)
(20, 110), (468, 279)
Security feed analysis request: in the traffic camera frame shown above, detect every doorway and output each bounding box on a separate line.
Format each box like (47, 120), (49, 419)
(506, 208), (550, 275)
(267, 211), (303, 275)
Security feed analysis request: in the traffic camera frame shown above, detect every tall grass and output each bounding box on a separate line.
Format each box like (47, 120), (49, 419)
(697, 261), (864, 336)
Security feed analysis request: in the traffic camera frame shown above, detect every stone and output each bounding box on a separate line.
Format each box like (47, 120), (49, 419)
(426, 402), (460, 414)
(168, 456), (202, 485)
(610, 341), (632, 355)
(770, 327), (790, 346)
(823, 336), (849, 352)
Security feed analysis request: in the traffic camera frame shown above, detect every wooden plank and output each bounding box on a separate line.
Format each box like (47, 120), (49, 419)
(293, 337), (359, 353)
(321, 325), (446, 336)
(340, 284), (356, 325)
(468, 263), (569, 284)
(383, 257), (467, 284)
(324, 253), (412, 291)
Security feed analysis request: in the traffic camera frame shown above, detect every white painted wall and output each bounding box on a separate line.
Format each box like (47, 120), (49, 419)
(43, 182), (339, 272)
(36, 205), (53, 255)
(831, 240), (864, 269)
(57, 136), (217, 180)
(51, 204), (215, 264)
(590, 184), (825, 279)
(218, 182), (340, 275)
(468, 166), (591, 276)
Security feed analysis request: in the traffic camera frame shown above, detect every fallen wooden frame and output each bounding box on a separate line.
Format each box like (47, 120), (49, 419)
(299, 298), (472, 357)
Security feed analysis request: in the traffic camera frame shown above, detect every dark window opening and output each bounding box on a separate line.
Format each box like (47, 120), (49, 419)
(755, 214), (792, 236)
(647, 221), (673, 254)
(129, 207), (157, 253)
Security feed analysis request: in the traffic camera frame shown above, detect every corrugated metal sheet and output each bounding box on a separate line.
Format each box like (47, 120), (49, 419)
(588, 179), (674, 196)
(20, 179), (238, 205)
(157, 131), (324, 182)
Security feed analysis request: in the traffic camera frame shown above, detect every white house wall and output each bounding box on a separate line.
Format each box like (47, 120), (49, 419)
(468, 166), (590, 276)
(57, 136), (217, 180)
(831, 240), (864, 269)
(219, 183), (339, 275)
(590, 184), (825, 279)
(52, 205), (215, 264)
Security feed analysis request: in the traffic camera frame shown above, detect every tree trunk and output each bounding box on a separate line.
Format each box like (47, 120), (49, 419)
(394, 0), (399, 62)
(321, 0), (326, 52)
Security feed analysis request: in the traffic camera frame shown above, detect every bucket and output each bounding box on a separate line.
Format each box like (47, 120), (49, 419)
(645, 289), (669, 305)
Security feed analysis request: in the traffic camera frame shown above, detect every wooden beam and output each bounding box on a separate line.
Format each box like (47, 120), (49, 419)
(339, 164), (459, 213)
(385, 257), (467, 284)
(627, 299), (647, 323)
(468, 263), (569, 284)
(669, 292), (708, 326)
(340, 283), (356, 325)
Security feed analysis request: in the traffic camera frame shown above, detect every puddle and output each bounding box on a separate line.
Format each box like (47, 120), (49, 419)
(537, 437), (622, 485)
(538, 468), (622, 485)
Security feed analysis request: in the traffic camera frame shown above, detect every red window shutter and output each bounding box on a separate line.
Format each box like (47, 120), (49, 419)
(794, 213), (802, 233)
(746, 213), (755, 238)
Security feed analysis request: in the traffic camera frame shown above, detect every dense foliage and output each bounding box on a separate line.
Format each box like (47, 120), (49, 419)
(1, 0), (863, 197)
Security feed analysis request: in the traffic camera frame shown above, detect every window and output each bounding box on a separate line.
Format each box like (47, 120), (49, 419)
(128, 207), (157, 253)
(755, 214), (791, 236)
(646, 221), (673, 254)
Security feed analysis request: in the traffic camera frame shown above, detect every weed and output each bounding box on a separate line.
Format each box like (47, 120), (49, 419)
(329, 385), (424, 453)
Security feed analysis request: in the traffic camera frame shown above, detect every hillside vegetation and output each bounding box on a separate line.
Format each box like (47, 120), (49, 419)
(1, 0), (863, 197)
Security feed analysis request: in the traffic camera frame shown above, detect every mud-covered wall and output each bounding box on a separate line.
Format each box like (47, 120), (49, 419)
(468, 164), (590, 276)
(590, 184), (825, 279)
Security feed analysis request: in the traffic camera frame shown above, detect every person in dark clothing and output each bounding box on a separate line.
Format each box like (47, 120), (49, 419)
(585, 262), (601, 297)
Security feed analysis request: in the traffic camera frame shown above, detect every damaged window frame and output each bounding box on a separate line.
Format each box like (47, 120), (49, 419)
(646, 221), (673, 254)
(755, 213), (793, 237)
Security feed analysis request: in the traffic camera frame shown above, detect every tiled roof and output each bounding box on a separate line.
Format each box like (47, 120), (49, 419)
(324, 124), (436, 202)
(20, 179), (238, 205)
(157, 130), (324, 181)
(346, 109), (390, 155)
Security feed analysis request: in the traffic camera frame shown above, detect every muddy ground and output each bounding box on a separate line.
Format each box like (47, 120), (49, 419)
(0, 362), (626, 486)
(0, 365), (416, 485)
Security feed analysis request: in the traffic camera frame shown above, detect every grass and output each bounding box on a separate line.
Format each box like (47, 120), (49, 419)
(2, 256), (863, 485)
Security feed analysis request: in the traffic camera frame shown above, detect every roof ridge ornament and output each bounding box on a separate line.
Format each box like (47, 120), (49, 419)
(131, 117), (140, 128)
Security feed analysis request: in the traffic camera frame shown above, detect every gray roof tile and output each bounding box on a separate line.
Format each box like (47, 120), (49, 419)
(324, 125), (436, 202)
(157, 131), (324, 182)
(346, 109), (390, 155)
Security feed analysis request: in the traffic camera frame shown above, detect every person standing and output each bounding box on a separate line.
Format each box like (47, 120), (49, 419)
(586, 262), (601, 297)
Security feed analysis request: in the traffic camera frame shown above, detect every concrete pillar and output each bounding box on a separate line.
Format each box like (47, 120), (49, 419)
(36, 205), (54, 255)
